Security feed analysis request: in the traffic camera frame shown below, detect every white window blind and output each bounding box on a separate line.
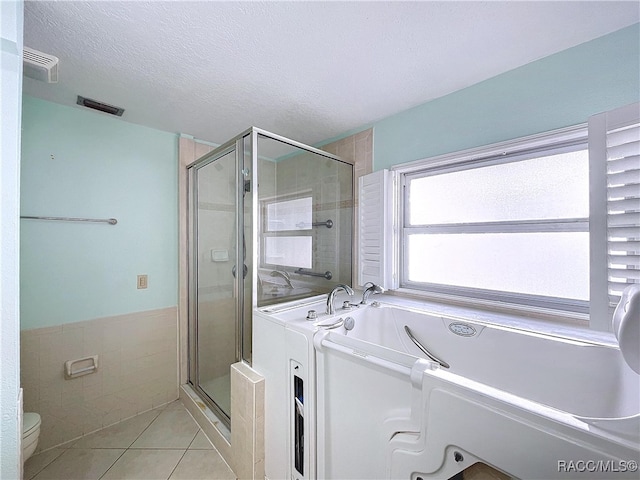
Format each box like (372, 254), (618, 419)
(606, 119), (640, 304)
(358, 169), (394, 289)
(589, 102), (640, 330)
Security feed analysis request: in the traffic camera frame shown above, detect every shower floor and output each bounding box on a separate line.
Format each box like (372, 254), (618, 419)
(200, 373), (231, 416)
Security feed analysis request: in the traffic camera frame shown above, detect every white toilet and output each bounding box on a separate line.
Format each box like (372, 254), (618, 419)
(23, 412), (41, 461)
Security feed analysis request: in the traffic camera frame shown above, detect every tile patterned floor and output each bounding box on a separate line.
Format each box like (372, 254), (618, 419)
(24, 400), (236, 480)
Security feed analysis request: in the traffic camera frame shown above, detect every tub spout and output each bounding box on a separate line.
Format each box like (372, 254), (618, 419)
(361, 282), (384, 304)
(326, 284), (355, 315)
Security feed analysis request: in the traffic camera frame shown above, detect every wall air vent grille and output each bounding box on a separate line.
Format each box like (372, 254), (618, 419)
(76, 96), (125, 117)
(23, 46), (58, 83)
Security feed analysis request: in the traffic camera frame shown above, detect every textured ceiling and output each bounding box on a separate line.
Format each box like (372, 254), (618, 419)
(22, 1), (639, 146)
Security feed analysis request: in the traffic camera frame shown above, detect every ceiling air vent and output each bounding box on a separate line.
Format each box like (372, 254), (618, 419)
(23, 47), (58, 83)
(76, 96), (125, 117)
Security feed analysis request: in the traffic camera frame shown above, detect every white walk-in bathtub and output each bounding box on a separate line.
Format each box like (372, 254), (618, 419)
(308, 301), (640, 479)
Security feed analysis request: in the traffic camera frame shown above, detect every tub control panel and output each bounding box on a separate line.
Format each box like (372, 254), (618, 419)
(448, 322), (477, 337)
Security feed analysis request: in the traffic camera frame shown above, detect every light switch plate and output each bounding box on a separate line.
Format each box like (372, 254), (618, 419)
(137, 274), (148, 289)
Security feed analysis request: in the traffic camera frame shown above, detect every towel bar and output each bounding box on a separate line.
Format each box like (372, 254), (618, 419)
(21, 215), (117, 225)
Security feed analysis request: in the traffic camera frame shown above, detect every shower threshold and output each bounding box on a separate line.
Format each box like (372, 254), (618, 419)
(181, 384), (231, 443)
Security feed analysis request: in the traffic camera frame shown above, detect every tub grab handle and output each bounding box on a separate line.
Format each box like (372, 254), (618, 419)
(404, 326), (450, 369)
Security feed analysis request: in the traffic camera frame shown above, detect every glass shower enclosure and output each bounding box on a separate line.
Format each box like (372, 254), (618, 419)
(188, 128), (353, 428)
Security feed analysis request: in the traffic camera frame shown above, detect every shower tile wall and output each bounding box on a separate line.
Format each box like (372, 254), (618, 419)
(321, 128), (373, 180)
(20, 307), (178, 453)
(320, 128), (373, 286)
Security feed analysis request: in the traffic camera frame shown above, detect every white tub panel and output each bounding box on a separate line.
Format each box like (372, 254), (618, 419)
(316, 343), (415, 480)
(252, 312), (287, 480)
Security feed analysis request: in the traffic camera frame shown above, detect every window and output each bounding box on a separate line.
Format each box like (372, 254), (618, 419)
(399, 128), (590, 313)
(352, 103), (639, 328)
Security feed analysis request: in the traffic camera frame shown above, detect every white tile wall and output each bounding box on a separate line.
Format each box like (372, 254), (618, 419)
(20, 307), (178, 452)
(230, 362), (264, 480)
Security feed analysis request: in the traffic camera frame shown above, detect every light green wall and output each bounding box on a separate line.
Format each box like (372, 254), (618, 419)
(369, 23), (640, 170)
(20, 96), (178, 329)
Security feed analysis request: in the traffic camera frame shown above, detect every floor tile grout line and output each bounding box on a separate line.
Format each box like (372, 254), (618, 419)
(30, 448), (84, 480)
(124, 406), (166, 449)
(165, 446), (192, 480)
(185, 428), (201, 450)
(24, 448), (65, 480)
(182, 405), (237, 475)
(128, 404), (197, 450)
(181, 406), (226, 454)
(96, 448), (128, 480)
(169, 406), (235, 479)
(126, 446), (205, 450)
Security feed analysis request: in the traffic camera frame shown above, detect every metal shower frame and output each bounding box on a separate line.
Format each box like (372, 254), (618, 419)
(186, 127), (351, 428)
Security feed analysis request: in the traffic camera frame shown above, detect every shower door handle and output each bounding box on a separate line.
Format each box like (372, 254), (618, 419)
(232, 232), (248, 278)
(232, 264), (248, 279)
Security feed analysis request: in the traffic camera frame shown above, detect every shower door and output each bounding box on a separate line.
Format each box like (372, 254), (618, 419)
(188, 140), (249, 428)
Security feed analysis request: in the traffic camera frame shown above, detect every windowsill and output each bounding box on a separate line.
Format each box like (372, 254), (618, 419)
(383, 288), (618, 347)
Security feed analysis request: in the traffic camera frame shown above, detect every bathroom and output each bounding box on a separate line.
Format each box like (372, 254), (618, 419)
(1, 1), (639, 480)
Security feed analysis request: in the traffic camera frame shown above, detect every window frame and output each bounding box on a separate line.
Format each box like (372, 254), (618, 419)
(394, 125), (590, 317)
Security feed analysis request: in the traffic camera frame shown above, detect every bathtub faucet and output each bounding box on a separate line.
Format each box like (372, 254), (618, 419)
(326, 284), (355, 315)
(269, 270), (293, 288)
(361, 282), (384, 304)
